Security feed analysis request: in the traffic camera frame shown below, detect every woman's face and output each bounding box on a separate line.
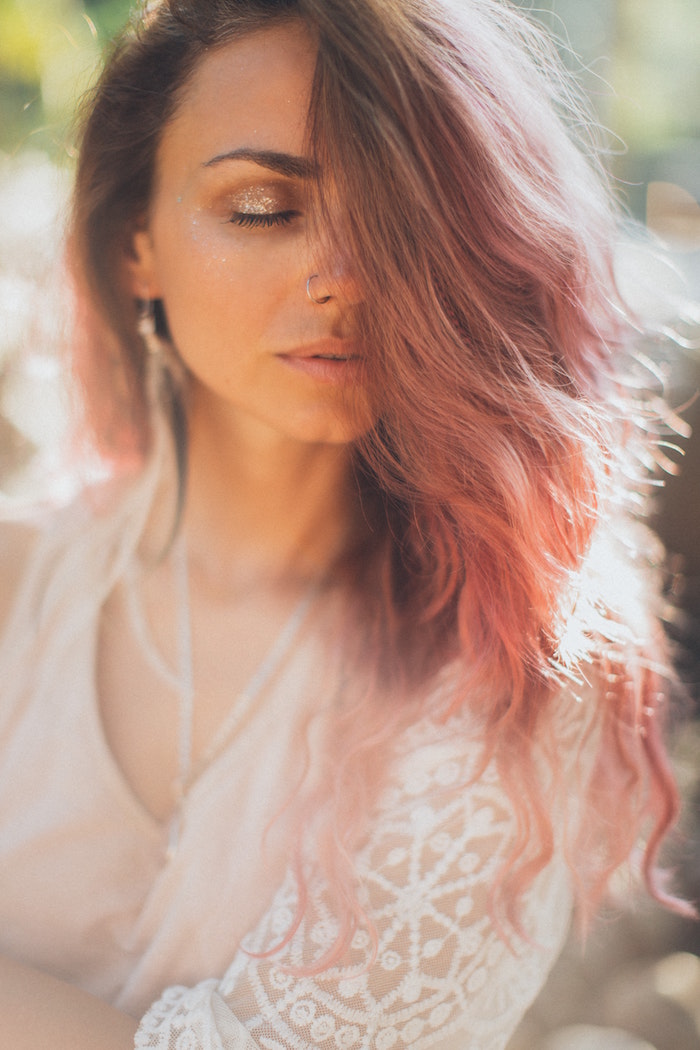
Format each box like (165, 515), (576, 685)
(129, 19), (371, 447)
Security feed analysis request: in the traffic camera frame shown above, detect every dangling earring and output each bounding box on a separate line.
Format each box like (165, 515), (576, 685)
(136, 297), (189, 533)
(136, 298), (185, 406)
(137, 297), (161, 356)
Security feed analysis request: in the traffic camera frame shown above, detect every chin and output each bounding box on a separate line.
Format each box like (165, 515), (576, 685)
(280, 400), (375, 447)
(285, 420), (370, 447)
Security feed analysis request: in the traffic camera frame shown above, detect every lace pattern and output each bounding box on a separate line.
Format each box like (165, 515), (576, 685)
(135, 711), (580, 1050)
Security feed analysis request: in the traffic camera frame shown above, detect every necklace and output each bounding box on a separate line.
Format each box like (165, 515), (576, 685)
(125, 536), (321, 859)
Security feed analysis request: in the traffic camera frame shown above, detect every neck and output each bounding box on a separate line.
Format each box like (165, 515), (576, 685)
(179, 393), (359, 593)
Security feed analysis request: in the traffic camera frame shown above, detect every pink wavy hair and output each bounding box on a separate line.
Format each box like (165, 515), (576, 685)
(68, 0), (694, 964)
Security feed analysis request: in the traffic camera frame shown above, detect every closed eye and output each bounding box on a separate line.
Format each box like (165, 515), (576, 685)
(227, 210), (300, 229)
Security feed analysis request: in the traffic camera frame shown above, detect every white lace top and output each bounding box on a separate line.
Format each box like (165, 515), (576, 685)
(0, 444), (592, 1050)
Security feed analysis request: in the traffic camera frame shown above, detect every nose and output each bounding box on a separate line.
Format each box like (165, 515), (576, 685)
(303, 247), (362, 308)
(306, 274), (331, 305)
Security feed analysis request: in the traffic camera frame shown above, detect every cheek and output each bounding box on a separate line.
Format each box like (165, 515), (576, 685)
(167, 217), (246, 293)
(154, 216), (292, 335)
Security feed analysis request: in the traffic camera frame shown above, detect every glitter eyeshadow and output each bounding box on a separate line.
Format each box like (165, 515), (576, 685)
(231, 187), (282, 213)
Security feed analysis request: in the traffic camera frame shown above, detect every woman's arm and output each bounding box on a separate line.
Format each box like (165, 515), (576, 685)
(0, 955), (137, 1050)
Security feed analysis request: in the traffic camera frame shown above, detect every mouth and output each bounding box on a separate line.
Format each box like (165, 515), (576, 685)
(278, 339), (362, 383)
(282, 338), (359, 362)
(309, 353), (351, 362)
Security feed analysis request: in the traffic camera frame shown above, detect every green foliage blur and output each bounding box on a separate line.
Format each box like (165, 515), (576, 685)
(0, 0), (132, 158)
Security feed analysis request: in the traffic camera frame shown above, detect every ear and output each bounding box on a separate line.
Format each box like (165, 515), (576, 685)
(123, 219), (163, 299)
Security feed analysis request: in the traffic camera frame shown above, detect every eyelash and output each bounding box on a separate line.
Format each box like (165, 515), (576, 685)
(228, 210), (299, 229)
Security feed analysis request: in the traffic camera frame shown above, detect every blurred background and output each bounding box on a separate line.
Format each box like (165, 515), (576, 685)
(0, 1), (699, 1046)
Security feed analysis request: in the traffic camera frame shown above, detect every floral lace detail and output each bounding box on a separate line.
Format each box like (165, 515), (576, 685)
(135, 711), (581, 1050)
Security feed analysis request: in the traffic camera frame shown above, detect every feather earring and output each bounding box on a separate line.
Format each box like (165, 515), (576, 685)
(136, 297), (189, 537)
(136, 298), (186, 406)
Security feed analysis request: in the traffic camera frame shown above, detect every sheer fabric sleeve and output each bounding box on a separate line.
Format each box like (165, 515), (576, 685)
(135, 703), (586, 1050)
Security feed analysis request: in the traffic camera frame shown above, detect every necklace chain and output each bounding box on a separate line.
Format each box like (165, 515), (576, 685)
(168, 535), (321, 857)
(125, 537), (321, 859)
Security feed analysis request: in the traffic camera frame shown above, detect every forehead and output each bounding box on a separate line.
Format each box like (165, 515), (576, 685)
(157, 19), (317, 178)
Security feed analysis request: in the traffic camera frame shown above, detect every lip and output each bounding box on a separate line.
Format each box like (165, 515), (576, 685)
(277, 339), (362, 384)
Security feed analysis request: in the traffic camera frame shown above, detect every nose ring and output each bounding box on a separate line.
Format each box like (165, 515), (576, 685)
(306, 274), (331, 305)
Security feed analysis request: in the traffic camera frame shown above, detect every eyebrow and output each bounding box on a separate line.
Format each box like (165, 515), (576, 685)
(203, 148), (314, 179)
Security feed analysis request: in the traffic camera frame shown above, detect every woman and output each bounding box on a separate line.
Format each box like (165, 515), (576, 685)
(0, 0), (692, 1047)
